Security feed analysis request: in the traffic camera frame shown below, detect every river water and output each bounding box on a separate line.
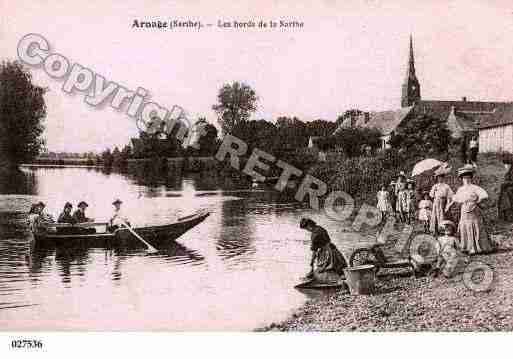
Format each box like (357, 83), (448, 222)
(0, 166), (368, 331)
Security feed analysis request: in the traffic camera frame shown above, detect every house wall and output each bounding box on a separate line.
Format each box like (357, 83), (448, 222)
(479, 125), (513, 153)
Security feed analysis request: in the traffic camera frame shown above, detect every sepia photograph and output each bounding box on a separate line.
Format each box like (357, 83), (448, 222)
(1, 0), (513, 356)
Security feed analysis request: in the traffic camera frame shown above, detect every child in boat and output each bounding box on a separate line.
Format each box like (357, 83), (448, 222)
(299, 218), (347, 283)
(376, 185), (391, 221)
(432, 220), (461, 278)
(418, 193), (432, 232)
(109, 199), (131, 232)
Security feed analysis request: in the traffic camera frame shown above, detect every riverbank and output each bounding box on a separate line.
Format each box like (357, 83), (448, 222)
(259, 230), (513, 332)
(259, 153), (513, 332)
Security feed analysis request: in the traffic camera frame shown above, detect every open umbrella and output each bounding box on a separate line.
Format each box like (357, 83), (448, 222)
(411, 158), (444, 177)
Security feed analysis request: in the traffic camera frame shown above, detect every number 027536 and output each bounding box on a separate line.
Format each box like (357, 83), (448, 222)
(11, 339), (43, 349)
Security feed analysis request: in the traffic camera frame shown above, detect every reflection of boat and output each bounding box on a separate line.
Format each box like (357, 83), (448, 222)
(33, 209), (210, 247)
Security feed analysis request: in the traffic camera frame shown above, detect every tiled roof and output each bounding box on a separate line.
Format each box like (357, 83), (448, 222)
(479, 103), (513, 129)
(355, 106), (414, 135)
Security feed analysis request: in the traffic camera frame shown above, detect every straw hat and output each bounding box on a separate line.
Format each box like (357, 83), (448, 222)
(398, 171), (406, 178)
(457, 164), (475, 178)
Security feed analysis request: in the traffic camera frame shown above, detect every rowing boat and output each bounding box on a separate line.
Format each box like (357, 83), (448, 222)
(32, 209), (210, 248)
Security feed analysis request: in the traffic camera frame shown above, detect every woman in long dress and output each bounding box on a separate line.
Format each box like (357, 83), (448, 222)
(446, 165), (494, 254)
(299, 218), (347, 283)
(429, 166), (454, 235)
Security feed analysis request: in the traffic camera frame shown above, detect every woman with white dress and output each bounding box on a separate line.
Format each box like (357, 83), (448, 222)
(446, 164), (494, 254)
(429, 166), (454, 235)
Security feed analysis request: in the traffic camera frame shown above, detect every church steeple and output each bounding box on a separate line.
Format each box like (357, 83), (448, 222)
(401, 35), (421, 107)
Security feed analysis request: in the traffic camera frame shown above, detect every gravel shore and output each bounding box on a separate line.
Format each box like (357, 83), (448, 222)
(259, 232), (513, 332)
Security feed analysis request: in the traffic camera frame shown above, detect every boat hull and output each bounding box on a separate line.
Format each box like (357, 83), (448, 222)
(33, 210), (210, 248)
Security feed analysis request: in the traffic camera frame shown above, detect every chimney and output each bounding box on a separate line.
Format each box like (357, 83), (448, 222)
(462, 96), (467, 102)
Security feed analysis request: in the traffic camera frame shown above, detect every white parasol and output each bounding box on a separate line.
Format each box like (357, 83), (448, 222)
(411, 158), (444, 177)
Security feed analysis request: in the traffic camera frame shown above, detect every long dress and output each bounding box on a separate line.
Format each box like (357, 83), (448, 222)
(376, 190), (391, 213)
(310, 225), (348, 282)
(429, 183), (454, 234)
(498, 165), (513, 220)
(418, 199), (432, 221)
(453, 184), (493, 254)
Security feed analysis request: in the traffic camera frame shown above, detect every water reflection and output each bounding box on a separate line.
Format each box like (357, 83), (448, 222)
(0, 165), (335, 330)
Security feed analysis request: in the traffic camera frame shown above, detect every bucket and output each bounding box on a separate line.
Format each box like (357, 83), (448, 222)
(344, 264), (376, 295)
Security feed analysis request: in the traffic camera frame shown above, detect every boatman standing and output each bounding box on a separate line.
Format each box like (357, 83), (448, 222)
(109, 199), (131, 232)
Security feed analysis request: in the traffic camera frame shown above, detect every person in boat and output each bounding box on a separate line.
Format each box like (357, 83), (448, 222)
(56, 202), (78, 235)
(108, 199), (131, 232)
(429, 165), (454, 235)
(72, 201), (96, 234)
(299, 218), (347, 283)
(28, 202), (56, 234)
(58, 202), (75, 224)
(445, 164), (495, 255)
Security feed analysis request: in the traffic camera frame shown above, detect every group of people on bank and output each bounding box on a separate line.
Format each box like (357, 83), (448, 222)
(378, 163), (494, 255)
(28, 199), (130, 234)
(298, 162), (497, 285)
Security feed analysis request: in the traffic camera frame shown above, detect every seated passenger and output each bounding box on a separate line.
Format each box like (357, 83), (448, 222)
(72, 201), (96, 234)
(58, 202), (75, 224)
(28, 202), (55, 234)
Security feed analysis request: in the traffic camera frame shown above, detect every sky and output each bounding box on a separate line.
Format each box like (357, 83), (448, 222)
(2, 0), (513, 152)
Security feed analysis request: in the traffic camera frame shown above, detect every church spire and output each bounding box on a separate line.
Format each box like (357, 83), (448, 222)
(401, 34), (421, 107)
(408, 34), (415, 76)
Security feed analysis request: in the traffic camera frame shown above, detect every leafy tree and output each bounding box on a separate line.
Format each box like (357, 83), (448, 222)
(305, 119), (337, 138)
(0, 61), (47, 167)
(194, 118), (219, 156)
(327, 127), (382, 157)
(389, 114), (451, 157)
(232, 119), (278, 154)
(336, 109), (364, 127)
(212, 82), (258, 135)
(101, 149), (113, 167)
(275, 116), (309, 153)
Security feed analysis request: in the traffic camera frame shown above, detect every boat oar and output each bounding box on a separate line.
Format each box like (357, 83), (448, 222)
(121, 222), (158, 253)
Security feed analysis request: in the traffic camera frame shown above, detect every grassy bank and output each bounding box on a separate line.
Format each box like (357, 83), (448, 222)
(259, 152), (513, 331)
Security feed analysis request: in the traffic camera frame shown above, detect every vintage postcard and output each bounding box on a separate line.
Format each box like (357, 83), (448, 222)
(1, 0), (512, 355)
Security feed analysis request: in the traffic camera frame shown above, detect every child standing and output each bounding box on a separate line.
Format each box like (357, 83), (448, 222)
(432, 220), (461, 278)
(404, 181), (416, 224)
(376, 185), (391, 221)
(418, 192), (432, 233)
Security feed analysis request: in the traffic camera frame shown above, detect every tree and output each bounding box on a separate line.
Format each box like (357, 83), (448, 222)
(232, 119), (278, 154)
(0, 61), (47, 167)
(389, 114), (451, 157)
(212, 82), (258, 135)
(194, 118), (219, 156)
(326, 127), (382, 157)
(101, 149), (113, 167)
(275, 116), (309, 152)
